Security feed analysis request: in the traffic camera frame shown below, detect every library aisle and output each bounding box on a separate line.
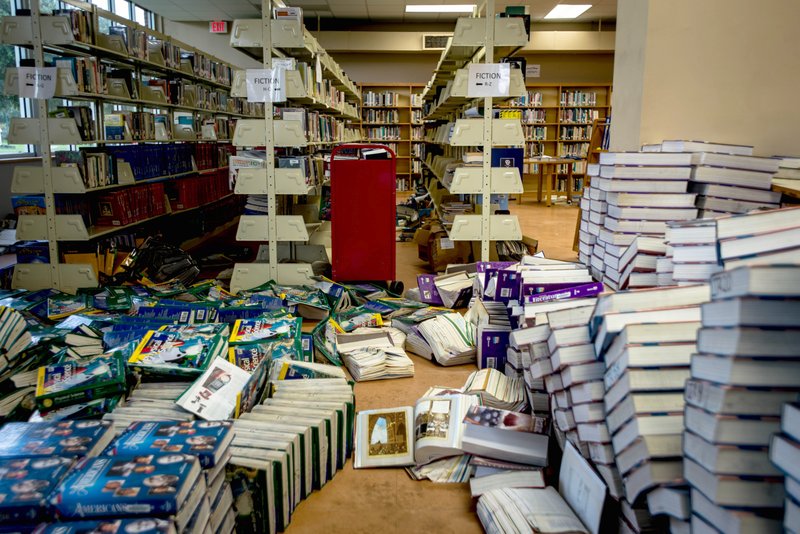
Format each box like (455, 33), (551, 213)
(285, 201), (579, 533)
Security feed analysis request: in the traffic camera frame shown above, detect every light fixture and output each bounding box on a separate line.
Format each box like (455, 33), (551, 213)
(544, 4), (592, 19)
(405, 4), (477, 13)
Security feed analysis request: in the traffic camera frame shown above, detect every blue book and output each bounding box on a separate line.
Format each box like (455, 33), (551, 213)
(32, 518), (176, 534)
(0, 456), (72, 524)
(0, 421), (115, 459)
(107, 421), (233, 469)
(49, 455), (203, 528)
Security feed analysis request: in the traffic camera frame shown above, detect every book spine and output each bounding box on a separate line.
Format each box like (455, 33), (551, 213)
(523, 282), (604, 304)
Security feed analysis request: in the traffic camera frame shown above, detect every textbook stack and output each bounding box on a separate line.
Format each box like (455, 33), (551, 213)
(583, 151), (698, 291)
(662, 219), (721, 286)
(774, 156), (800, 181)
(591, 285), (709, 531)
(678, 146), (782, 218)
(233, 372), (354, 534)
(108, 420), (236, 534)
(770, 403), (800, 533)
(684, 265), (800, 532)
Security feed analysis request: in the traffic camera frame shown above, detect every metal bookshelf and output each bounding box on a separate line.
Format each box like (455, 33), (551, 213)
(419, 1), (528, 261)
(1, 0), (260, 292)
(227, 2), (362, 292)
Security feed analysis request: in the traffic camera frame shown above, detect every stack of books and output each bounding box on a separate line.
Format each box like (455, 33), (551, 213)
(774, 156), (800, 181)
(715, 206), (800, 269)
(689, 154), (781, 218)
(685, 265), (800, 532)
(107, 420), (236, 534)
(467, 298), (513, 371)
(591, 285), (708, 528)
(336, 329), (415, 381)
(104, 382), (194, 434)
(663, 219), (721, 285)
(582, 151), (697, 290)
(234, 372), (354, 533)
(770, 402), (800, 532)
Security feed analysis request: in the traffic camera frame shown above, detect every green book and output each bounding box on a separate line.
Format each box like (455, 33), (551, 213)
(35, 352), (126, 411)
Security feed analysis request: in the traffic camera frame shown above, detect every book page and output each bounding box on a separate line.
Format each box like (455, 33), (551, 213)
(558, 442), (605, 534)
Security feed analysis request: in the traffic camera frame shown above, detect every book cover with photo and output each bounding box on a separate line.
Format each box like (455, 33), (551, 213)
(35, 353), (127, 411)
(32, 518), (176, 534)
(355, 394), (481, 468)
(49, 454), (202, 520)
(107, 421), (234, 469)
(0, 456), (73, 523)
(0, 421), (115, 459)
(128, 329), (225, 378)
(229, 318), (299, 345)
(176, 357), (251, 421)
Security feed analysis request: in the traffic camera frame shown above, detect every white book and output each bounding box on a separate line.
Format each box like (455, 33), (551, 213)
(684, 430), (779, 476)
(684, 458), (785, 508)
(661, 140), (753, 156)
(604, 368), (691, 412)
(592, 177), (689, 193)
(176, 357), (252, 421)
(599, 152), (694, 166)
(611, 414), (684, 455)
(607, 204), (697, 221)
(606, 392), (686, 434)
(690, 488), (783, 534)
(614, 435), (683, 476)
(469, 469), (545, 496)
(599, 165), (692, 180)
(622, 459), (684, 503)
(604, 192), (697, 208)
(559, 442), (606, 534)
(691, 152), (781, 173)
(691, 165), (775, 189)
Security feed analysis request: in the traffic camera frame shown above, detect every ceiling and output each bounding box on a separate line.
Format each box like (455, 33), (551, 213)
(134, 0), (617, 24)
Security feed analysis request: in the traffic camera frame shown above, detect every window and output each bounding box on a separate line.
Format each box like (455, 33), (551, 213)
(113, 0), (130, 19)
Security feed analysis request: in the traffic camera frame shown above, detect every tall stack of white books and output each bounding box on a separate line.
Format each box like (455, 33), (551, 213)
(770, 402), (800, 533)
(589, 285), (709, 527)
(589, 151), (697, 291)
(685, 265), (800, 533)
(578, 167), (602, 271)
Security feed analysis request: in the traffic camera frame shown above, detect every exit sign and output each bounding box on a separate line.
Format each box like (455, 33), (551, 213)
(210, 21), (228, 33)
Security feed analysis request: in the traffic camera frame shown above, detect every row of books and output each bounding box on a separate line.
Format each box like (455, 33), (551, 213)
(362, 109), (400, 123)
(561, 125), (593, 141)
(94, 182), (167, 227)
(509, 90), (545, 107)
(294, 61), (359, 116)
(364, 126), (402, 141)
(166, 169), (230, 212)
(560, 90), (599, 107)
(521, 108), (547, 124)
(560, 108), (601, 124)
(363, 90), (401, 107)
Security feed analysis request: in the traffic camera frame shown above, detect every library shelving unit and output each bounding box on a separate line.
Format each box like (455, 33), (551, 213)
(227, 3), (362, 291)
(503, 83), (612, 198)
(419, 2), (528, 261)
(2, 0), (263, 292)
(358, 82), (424, 191)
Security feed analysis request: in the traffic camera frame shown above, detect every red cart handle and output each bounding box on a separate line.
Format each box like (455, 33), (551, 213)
(331, 143), (397, 162)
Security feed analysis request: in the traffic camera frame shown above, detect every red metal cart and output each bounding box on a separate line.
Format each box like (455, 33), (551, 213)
(330, 144), (397, 282)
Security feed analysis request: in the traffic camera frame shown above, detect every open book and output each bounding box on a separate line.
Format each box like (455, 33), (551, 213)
(354, 393), (480, 468)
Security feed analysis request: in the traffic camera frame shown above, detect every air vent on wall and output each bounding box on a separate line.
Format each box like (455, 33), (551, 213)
(422, 34), (452, 50)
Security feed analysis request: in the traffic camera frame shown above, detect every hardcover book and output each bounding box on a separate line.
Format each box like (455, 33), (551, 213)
(128, 330), (226, 378)
(108, 421), (234, 469)
(0, 421), (115, 459)
(0, 456), (73, 524)
(49, 454), (203, 525)
(35, 353), (127, 411)
(32, 519), (177, 534)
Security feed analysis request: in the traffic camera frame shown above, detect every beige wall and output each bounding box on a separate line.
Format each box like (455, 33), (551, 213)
(331, 52), (614, 86)
(611, 0), (800, 156)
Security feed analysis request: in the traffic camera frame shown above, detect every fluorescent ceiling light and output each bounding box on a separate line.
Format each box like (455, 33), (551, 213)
(405, 4), (476, 13)
(544, 4), (592, 19)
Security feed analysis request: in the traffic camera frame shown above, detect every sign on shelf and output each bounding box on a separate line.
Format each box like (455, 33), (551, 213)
(245, 68), (287, 103)
(467, 63), (511, 98)
(18, 67), (57, 99)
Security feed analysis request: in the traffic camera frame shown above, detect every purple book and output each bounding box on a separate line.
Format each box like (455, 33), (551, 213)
(495, 271), (522, 303)
(477, 261), (518, 274)
(479, 330), (510, 369)
(417, 274), (444, 305)
(521, 281), (597, 297)
(523, 282), (605, 304)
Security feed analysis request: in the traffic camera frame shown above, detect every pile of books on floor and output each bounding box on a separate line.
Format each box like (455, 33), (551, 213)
(593, 285), (707, 532)
(771, 402), (800, 533)
(233, 372), (355, 534)
(579, 150), (698, 290)
(683, 265), (800, 532)
(355, 373), (547, 486)
(0, 419), (234, 534)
